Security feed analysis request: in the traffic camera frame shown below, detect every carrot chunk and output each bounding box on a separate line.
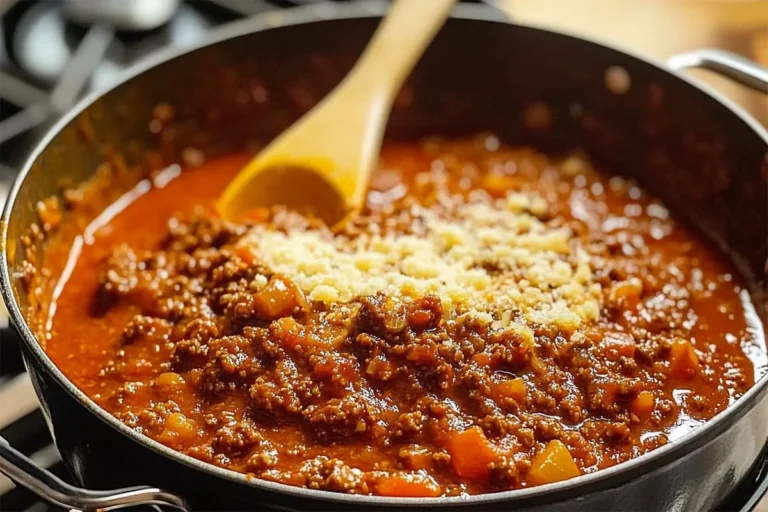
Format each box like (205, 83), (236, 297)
(159, 412), (199, 448)
(154, 372), (185, 396)
(448, 426), (498, 480)
(471, 352), (492, 368)
(670, 339), (699, 379)
(528, 440), (581, 486)
(630, 391), (655, 417)
(235, 245), (257, 265)
(609, 278), (643, 310)
(400, 450), (433, 471)
(254, 276), (304, 319)
(482, 173), (518, 196)
(377, 473), (441, 497)
(494, 378), (526, 402)
(270, 317), (306, 349)
(602, 332), (636, 361)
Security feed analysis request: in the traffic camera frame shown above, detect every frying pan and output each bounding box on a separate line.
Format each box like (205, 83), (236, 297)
(1, 2), (767, 510)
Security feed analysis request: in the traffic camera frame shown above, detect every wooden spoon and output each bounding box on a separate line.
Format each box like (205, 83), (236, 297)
(217, 0), (456, 226)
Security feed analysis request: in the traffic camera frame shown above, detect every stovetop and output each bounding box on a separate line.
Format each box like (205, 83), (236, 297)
(0, 0), (767, 510)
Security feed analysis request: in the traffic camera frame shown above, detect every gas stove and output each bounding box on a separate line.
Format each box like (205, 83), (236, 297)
(0, 1), (767, 511)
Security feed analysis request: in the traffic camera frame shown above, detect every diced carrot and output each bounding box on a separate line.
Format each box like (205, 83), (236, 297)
(406, 343), (438, 364)
(235, 245), (257, 265)
(314, 355), (357, 382)
(154, 372), (185, 396)
(312, 358), (336, 379)
(270, 317), (306, 349)
(609, 278), (643, 310)
(527, 440), (581, 486)
(482, 173), (517, 196)
(159, 412), (199, 447)
(254, 276), (304, 319)
(376, 473), (441, 497)
(407, 310), (434, 331)
(448, 426), (498, 481)
(400, 450), (433, 471)
(471, 352), (492, 368)
(630, 391), (655, 418)
(602, 332), (636, 361)
(494, 378), (526, 402)
(670, 339), (699, 379)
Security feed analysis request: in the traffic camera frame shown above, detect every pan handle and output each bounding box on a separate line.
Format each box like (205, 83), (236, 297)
(0, 435), (190, 511)
(667, 49), (768, 94)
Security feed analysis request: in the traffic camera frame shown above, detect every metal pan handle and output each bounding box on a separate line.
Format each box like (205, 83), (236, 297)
(0, 435), (189, 511)
(667, 48), (768, 94)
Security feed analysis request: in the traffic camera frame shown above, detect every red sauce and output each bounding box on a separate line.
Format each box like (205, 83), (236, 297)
(41, 137), (764, 496)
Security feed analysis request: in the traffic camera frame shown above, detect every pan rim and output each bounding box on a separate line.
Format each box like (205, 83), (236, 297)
(2, 0), (767, 507)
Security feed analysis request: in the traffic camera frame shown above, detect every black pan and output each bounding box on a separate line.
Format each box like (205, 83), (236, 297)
(1, 2), (767, 511)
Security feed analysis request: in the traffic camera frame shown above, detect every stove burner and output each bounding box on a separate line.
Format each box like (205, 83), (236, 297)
(0, 0), (242, 174)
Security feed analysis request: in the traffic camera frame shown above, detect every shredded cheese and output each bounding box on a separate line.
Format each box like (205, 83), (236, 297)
(238, 193), (602, 332)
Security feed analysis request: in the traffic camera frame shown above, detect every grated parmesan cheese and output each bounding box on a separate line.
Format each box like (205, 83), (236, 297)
(237, 191), (602, 333)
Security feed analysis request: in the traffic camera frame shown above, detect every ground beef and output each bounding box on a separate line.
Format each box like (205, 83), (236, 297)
(44, 138), (759, 497)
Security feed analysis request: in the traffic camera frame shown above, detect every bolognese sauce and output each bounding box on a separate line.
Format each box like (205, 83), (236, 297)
(40, 135), (764, 497)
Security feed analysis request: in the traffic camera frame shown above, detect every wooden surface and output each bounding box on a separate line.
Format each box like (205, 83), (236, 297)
(498, 0), (768, 509)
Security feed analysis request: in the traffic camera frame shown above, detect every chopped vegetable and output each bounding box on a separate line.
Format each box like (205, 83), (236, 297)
(609, 278), (643, 310)
(471, 352), (492, 368)
(159, 412), (199, 447)
(494, 377), (526, 402)
(407, 310), (434, 331)
(528, 440), (580, 486)
(603, 332), (636, 361)
(270, 316), (306, 349)
(154, 372), (185, 395)
(670, 339), (699, 379)
(448, 426), (498, 480)
(377, 473), (441, 497)
(630, 391), (655, 417)
(482, 173), (518, 196)
(399, 449), (433, 471)
(254, 276), (305, 319)
(235, 244), (257, 265)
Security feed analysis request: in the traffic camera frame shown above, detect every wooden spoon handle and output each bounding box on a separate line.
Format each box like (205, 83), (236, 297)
(217, 0), (457, 225)
(344, 0), (457, 99)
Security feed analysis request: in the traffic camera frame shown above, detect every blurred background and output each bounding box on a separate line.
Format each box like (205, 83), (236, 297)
(498, 0), (768, 126)
(0, 0), (766, 510)
(0, 0), (766, 206)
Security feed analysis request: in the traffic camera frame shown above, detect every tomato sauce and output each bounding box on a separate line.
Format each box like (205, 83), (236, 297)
(40, 136), (765, 496)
